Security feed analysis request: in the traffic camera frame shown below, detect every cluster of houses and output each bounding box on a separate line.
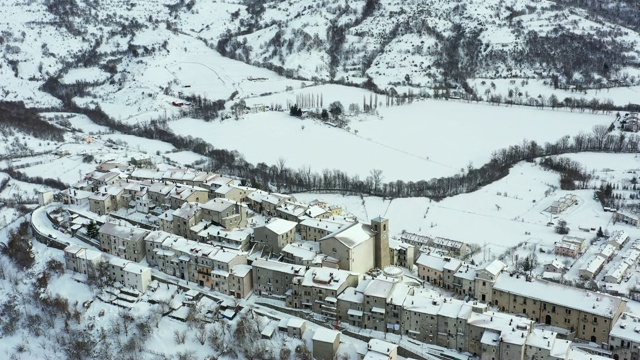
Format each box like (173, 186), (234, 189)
(56, 163), (640, 359)
(577, 231), (631, 281)
(548, 194), (578, 215)
(619, 112), (640, 132)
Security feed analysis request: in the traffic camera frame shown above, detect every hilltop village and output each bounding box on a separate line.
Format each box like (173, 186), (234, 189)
(30, 161), (640, 360)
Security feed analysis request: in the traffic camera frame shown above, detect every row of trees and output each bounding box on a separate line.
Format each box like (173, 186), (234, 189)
(40, 75), (637, 201)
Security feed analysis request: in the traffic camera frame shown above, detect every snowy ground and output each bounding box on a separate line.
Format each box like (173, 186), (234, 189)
(295, 158), (640, 269)
(169, 98), (612, 181)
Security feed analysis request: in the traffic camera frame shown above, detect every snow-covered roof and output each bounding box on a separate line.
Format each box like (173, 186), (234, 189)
(545, 259), (564, 270)
(282, 243), (317, 261)
(263, 218), (297, 235)
(367, 339), (397, 356)
(312, 327), (340, 343)
(231, 264), (252, 277)
(599, 244), (613, 258)
(302, 267), (353, 291)
(454, 264), (477, 280)
(123, 262), (149, 275)
(287, 317), (305, 328)
(145, 230), (173, 244)
(610, 313), (640, 343)
(300, 217), (351, 233)
(494, 274), (624, 318)
(252, 259), (305, 275)
(321, 222), (374, 248)
(468, 311), (531, 346)
(172, 202), (200, 219)
(99, 222), (147, 242)
(561, 235), (585, 246)
(131, 168), (164, 180)
(305, 205), (329, 218)
(201, 198), (235, 212)
(416, 253), (461, 272)
(480, 259), (507, 276)
(338, 287), (364, 303)
(579, 255), (606, 275)
(608, 230), (629, 247)
(364, 279), (395, 299)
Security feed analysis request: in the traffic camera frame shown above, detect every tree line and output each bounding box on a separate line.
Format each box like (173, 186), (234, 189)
(39, 76), (639, 201)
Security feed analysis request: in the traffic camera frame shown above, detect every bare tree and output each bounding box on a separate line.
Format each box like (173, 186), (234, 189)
(370, 169), (383, 193)
(592, 124), (609, 150)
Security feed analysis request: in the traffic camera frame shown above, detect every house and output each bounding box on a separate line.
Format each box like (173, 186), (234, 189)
(98, 222), (148, 262)
(468, 310), (532, 359)
(261, 193), (295, 215)
(389, 238), (416, 268)
(168, 185), (208, 209)
(453, 264), (477, 297)
(276, 202), (309, 222)
(147, 182), (176, 207)
(304, 205), (331, 219)
(416, 253), (461, 289)
(196, 224), (252, 251)
(213, 184), (255, 203)
(614, 210), (640, 227)
(400, 232), (433, 248)
(129, 169), (164, 182)
(312, 327), (340, 360)
(578, 255), (606, 279)
(64, 245), (102, 275)
(298, 217), (353, 241)
(228, 264), (253, 299)
(548, 194), (578, 214)
(607, 230), (630, 250)
(543, 260), (566, 273)
(287, 267), (358, 316)
(599, 244), (616, 260)
(200, 198), (247, 229)
(60, 188), (93, 206)
(286, 318), (306, 339)
(336, 278), (372, 328)
(603, 258), (634, 284)
(253, 218), (297, 253)
(474, 260), (506, 303)
(251, 259), (305, 297)
(93, 171), (122, 186)
(246, 189), (269, 211)
(172, 203), (202, 239)
(491, 273), (626, 344)
(205, 175), (240, 192)
(609, 312), (640, 360)
(364, 339), (398, 360)
(281, 242), (321, 266)
(89, 185), (125, 215)
(554, 242), (579, 258)
(106, 256), (152, 293)
(560, 235), (588, 253)
(362, 278), (396, 331)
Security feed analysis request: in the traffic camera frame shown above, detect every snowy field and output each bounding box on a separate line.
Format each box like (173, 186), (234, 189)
(296, 159), (640, 268)
(169, 98), (612, 181)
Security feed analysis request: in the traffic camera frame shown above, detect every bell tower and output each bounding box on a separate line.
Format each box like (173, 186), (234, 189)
(371, 216), (390, 269)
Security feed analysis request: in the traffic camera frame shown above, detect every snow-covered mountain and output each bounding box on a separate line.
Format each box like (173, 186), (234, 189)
(216, 0), (640, 91)
(1, 0), (640, 110)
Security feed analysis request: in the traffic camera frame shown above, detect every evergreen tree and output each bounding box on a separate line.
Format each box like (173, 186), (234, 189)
(87, 221), (99, 239)
(597, 227), (604, 238)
